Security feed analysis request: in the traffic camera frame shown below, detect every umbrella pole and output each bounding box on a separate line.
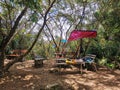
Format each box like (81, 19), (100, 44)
(73, 42), (80, 58)
(78, 39), (83, 58)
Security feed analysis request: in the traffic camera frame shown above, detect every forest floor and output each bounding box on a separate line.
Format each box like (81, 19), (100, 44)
(0, 59), (120, 90)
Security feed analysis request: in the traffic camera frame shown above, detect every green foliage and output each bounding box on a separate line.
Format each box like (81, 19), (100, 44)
(90, 0), (120, 68)
(106, 63), (115, 69)
(86, 39), (102, 59)
(9, 0), (42, 11)
(98, 57), (107, 65)
(29, 12), (39, 22)
(32, 41), (54, 58)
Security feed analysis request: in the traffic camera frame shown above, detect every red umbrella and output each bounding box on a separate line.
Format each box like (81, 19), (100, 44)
(66, 30), (97, 58)
(68, 30), (97, 41)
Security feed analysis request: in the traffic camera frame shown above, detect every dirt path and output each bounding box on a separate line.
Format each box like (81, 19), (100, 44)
(0, 60), (120, 90)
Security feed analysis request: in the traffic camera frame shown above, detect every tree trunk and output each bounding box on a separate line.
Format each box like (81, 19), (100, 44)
(0, 7), (27, 77)
(3, 56), (23, 72)
(0, 50), (5, 77)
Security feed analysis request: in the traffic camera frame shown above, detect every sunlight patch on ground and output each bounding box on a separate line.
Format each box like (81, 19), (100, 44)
(22, 68), (33, 71)
(34, 75), (41, 79)
(16, 65), (25, 69)
(24, 82), (33, 87)
(23, 74), (33, 80)
(114, 70), (120, 74)
(23, 82), (35, 89)
(0, 81), (4, 84)
(93, 85), (120, 90)
(64, 79), (79, 90)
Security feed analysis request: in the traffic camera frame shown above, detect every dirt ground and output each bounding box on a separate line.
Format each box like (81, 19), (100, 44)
(0, 59), (120, 90)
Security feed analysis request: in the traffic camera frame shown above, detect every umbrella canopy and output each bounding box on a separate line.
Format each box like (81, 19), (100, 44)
(68, 30), (97, 41)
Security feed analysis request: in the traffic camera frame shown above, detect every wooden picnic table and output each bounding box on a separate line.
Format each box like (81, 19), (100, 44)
(6, 54), (20, 60)
(6, 49), (27, 61)
(54, 54), (98, 74)
(55, 58), (85, 74)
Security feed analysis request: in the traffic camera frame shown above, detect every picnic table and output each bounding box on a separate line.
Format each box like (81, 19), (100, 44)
(54, 54), (97, 74)
(6, 49), (27, 60)
(6, 54), (20, 60)
(55, 58), (85, 74)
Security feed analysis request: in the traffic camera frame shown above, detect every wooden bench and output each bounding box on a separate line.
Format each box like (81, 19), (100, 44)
(82, 54), (97, 72)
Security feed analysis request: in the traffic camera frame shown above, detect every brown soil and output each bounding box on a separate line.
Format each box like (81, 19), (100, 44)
(0, 59), (120, 90)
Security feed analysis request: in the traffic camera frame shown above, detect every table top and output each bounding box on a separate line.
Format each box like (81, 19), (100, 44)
(56, 58), (67, 60)
(6, 54), (19, 57)
(6, 54), (20, 59)
(34, 58), (45, 60)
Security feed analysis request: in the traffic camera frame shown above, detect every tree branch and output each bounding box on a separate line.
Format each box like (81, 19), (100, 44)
(23, 0), (56, 56)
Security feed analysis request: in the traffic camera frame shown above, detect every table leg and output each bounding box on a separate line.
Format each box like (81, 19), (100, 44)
(80, 63), (83, 74)
(92, 62), (97, 72)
